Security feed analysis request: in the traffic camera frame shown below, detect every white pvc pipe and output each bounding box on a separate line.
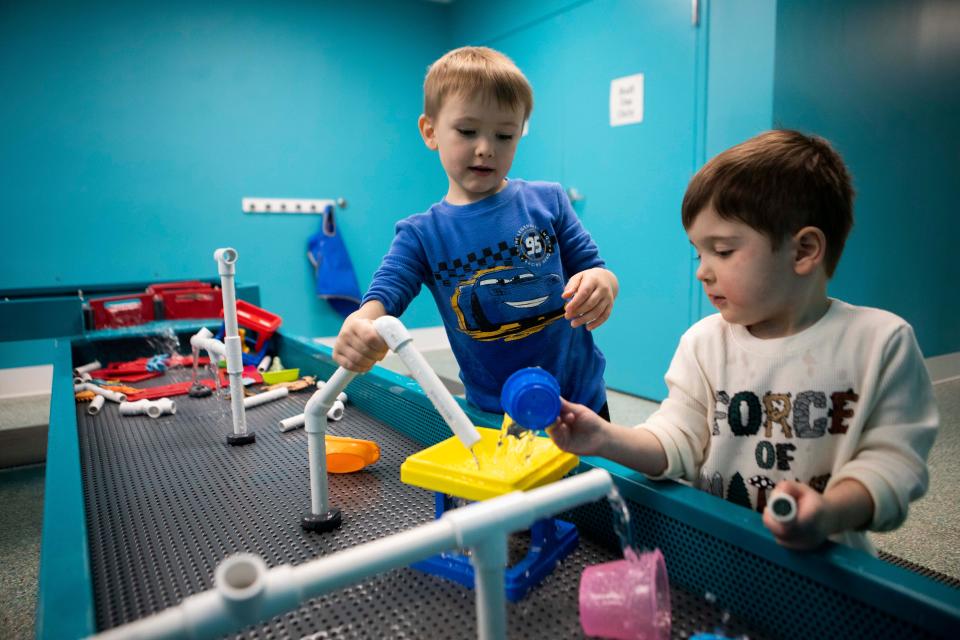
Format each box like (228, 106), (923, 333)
(89, 468), (613, 640)
(315, 380), (347, 404)
(304, 367), (358, 516)
(74, 360), (102, 376)
(74, 383), (126, 404)
(87, 395), (105, 416)
(257, 355), (272, 373)
(768, 491), (798, 523)
(119, 398), (176, 419)
(74, 371), (92, 385)
(279, 400), (344, 433)
(190, 328), (247, 438)
(373, 316), (481, 451)
(243, 386), (289, 409)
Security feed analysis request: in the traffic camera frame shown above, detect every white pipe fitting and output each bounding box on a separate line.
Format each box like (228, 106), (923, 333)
(74, 371), (92, 385)
(243, 387), (289, 409)
(88, 469), (613, 640)
(279, 400), (344, 433)
(257, 355), (272, 373)
(87, 395), (106, 416)
(74, 360), (101, 376)
(768, 491), (798, 523)
(315, 381), (347, 404)
(373, 316), (481, 451)
(119, 398), (176, 419)
(74, 383), (127, 404)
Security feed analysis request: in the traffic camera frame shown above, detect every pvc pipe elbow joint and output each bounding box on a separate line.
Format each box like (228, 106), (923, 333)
(213, 247), (238, 276)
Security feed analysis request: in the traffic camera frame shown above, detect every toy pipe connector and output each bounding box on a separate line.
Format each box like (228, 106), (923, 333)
(301, 367), (358, 532)
(89, 469), (613, 640)
(257, 355), (272, 373)
(74, 371), (93, 385)
(87, 395), (106, 416)
(315, 380), (347, 404)
(243, 387), (289, 409)
(119, 398), (176, 419)
(74, 360), (102, 376)
(278, 400), (344, 433)
(767, 491), (798, 524)
(74, 383), (126, 404)
(372, 316), (481, 451)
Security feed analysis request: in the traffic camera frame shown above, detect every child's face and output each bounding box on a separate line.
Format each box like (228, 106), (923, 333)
(687, 206), (802, 338)
(419, 91), (524, 205)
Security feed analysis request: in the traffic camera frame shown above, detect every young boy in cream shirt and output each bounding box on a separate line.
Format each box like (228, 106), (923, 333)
(549, 130), (938, 553)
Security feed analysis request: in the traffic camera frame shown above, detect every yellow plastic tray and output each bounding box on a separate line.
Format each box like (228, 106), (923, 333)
(261, 368), (299, 384)
(400, 427), (579, 502)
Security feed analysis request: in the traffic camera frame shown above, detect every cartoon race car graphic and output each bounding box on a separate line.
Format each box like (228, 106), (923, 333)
(450, 265), (566, 341)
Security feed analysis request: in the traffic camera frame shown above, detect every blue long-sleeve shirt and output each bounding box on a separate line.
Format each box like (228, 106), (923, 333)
(364, 179), (607, 414)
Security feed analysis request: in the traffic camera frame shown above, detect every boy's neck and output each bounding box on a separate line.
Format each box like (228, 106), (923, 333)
(747, 282), (831, 340)
(445, 178), (510, 206)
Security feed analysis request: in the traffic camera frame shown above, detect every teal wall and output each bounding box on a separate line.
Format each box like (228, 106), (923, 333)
(0, 0), (450, 338)
(773, 0), (959, 357)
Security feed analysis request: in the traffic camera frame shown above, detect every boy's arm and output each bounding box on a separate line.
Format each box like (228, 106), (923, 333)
(637, 336), (714, 481)
(826, 324), (939, 532)
(549, 398), (668, 476)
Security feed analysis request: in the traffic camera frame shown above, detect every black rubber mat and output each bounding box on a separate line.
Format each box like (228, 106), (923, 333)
(77, 371), (768, 639)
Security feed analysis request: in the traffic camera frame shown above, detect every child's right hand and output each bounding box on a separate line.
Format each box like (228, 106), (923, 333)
(332, 308), (389, 372)
(547, 398), (611, 456)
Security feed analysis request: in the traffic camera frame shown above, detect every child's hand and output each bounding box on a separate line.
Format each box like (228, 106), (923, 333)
(762, 480), (831, 550)
(332, 311), (389, 372)
(547, 398), (611, 456)
(562, 268), (618, 330)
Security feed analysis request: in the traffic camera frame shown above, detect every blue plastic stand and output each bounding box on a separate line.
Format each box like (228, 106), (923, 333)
(411, 491), (580, 602)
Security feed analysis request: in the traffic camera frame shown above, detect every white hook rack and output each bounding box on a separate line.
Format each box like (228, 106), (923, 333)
(242, 197), (347, 214)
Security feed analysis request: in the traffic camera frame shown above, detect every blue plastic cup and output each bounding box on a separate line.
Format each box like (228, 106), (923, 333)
(500, 367), (561, 431)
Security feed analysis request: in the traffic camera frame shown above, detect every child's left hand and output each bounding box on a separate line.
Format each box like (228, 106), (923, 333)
(562, 268), (618, 330)
(762, 480), (831, 550)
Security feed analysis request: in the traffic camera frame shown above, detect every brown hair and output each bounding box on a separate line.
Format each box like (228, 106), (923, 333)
(423, 46), (533, 122)
(682, 129), (854, 276)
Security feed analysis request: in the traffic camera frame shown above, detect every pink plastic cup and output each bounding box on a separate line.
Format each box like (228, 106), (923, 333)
(579, 548), (671, 640)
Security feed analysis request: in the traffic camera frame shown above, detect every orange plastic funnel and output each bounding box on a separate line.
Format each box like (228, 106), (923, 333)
(326, 435), (380, 473)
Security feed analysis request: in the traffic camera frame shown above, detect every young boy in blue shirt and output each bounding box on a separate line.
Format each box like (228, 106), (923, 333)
(334, 46), (618, 417)
(549, 130), (938, 553)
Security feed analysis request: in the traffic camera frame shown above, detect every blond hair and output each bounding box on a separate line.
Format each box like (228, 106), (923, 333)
(423, 46), (533, 121)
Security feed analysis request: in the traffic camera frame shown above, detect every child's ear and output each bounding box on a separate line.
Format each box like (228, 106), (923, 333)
(418, 114), (438, 150)
(792, 226), (827, 275)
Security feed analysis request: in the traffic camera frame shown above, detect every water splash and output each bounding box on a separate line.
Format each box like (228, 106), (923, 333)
(607, 485), (640, 560)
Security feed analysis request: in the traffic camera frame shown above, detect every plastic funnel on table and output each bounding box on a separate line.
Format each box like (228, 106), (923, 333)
(326, 435), (380, 474)
(579, 548), (671, 640)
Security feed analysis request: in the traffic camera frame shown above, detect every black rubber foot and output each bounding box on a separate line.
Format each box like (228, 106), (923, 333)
(227, 433), (256, 446)
(301, 508), (342, 532)
(188, 383), (213, 398)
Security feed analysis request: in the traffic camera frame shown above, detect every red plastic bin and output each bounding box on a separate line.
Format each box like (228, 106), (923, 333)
(89, 293), (156, 329)
(223, 300), (282, 354)
(160, 288), (223, 319)
(146, 280), (212, 295)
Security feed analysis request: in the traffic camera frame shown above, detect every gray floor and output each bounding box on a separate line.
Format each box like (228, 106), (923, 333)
(0, 362), (956, 639)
